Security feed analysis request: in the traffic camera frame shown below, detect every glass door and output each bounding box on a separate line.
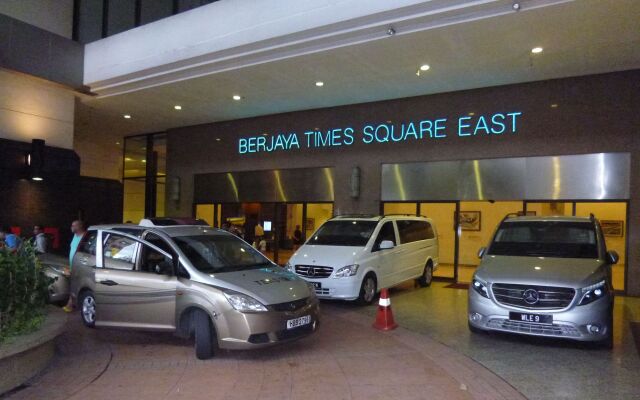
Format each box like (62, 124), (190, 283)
(420, 203), (457, 279)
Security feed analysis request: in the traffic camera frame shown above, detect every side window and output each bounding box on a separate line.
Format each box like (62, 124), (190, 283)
(373, 222), (396, 250)
(79, 231), (97, 255)
(103, 233), (137, 270)
(397, 220), (430, 243)
(139, 233), (175, 275)
(425, 222), (435, 240)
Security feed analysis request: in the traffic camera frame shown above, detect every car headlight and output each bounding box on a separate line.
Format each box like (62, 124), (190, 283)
(334, 264), (359, 278)
(578, 280), (608, 306)
(223, 291), (268, 312)
(472, 278), (490, 299)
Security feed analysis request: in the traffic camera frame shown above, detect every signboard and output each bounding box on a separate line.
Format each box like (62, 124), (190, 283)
(238, 111), (522, 154)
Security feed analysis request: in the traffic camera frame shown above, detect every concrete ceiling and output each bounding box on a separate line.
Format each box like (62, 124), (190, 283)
(76, 0), (640, 141)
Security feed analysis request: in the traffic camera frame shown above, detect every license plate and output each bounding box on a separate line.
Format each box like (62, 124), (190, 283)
(286, 315), (311, 329)
(312, 282), (322, 289)
(509, 312), (552, 324)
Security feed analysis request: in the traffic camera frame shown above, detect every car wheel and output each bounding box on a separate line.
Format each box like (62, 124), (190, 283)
(79, 291), (96, 328)
(194, 310), (217, 360)
(357, 274), (377, 305)
(417, 262), (433, 287)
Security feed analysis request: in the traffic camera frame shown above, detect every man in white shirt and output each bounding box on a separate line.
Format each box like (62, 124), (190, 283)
(32, 225), (48, 254)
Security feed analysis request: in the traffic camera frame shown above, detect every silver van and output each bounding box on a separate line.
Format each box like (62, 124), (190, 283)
(69, 219), (319, 359)
(468, 215), (617, 347)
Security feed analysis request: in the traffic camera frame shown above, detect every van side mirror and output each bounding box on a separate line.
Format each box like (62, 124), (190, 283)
(478, 247), (487, 259)
(379, 240), (395, 250)
(606, 250), (619, 265)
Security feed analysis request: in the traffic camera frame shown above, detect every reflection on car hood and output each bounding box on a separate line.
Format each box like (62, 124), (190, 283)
(476, 255), (607, 288)
(202, 267), (312, 305)
(288, 245), (362, 268)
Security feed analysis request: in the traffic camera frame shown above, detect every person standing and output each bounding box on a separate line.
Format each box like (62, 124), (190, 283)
(293, 225), (303, 250)
(63, 220), (86, 312)
(0, 226), (20, 251)
(32, 225), (48, 253)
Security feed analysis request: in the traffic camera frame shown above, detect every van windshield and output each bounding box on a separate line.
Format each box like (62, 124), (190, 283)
(306, 220), (377, 247)
(488, 221), (599, 259)
(174, 234), (272, 273)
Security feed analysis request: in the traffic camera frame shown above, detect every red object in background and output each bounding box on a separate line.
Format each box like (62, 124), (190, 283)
(10, 226), (21, 236)
(372, 288), (398, 331)
(43, 227), (60, 250)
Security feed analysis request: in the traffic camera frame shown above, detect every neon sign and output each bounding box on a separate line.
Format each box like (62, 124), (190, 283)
(238, 111), (522, 154)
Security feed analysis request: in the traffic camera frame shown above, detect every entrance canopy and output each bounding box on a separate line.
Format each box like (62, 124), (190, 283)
(382, 153), (630, 202)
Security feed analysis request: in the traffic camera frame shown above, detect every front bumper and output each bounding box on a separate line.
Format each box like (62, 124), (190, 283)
(302, 277), (361, 301)
(216, 298), (320, 350)
(468, 286), (612, 342)
(47, 273), (69, 303)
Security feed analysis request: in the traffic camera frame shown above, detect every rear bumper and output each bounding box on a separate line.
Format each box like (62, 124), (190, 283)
(468, 287), (612, 342)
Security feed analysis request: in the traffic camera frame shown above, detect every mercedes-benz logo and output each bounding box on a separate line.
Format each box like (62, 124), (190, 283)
(523, 289), (539, 304)
(307, 267), (315, 277)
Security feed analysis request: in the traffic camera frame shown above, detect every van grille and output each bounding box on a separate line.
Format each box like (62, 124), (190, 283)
(486, 318), (580, 338)
(295, 265), (333, 278)
(491, 283), (575, 310)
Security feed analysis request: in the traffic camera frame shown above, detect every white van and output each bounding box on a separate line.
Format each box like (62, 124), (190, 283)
(285, 215), (439, 304)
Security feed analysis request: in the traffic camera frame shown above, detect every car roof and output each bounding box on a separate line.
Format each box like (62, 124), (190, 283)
(503, 215), (593, 223)
(89, 224), (230, 238)
(330, 214), (432, 222)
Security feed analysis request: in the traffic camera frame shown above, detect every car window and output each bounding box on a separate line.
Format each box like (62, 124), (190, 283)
(79, 230), (97, 255)
(103, 233), (137, 270)
(138, 243), (173, 275)
(489, 221), (598, 259)
(373, 222), (396, 250)
(306, 220), (378, 246)
(397, 220), (431, 243)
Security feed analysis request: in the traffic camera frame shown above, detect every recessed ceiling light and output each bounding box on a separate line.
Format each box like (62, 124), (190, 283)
(468, 112), (475, 116)
(215, 138), (221, 142)
(531, 47), (543, 54)
(115, 141), (120, 145)
(550, 103), (558, 108)
(125, 157), (133, 161)
(123, 114), (131, 119)
(142, 159), (147, 163)
(262, 133), (269, 136)
(420, 64), (430, 71)
(315, 81), (324, 87)
(232, 95), (242, 101)
(174, 105), (182, 110)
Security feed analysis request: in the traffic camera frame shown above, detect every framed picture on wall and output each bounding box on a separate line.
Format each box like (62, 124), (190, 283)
(306, 218), (315, 231)
(601, 220), (624, 237)
(458, 211), (481, 231)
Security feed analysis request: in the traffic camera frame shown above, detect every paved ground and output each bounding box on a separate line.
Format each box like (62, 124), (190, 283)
(5, 301), (524, 400)
(351, 282), (640, 400)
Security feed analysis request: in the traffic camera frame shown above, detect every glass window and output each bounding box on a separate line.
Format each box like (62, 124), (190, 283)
(307, 220), (377, 247)
(138, 243), (173, 275)
(489, 221), (598, 259)
(79, 230), (98, 255)
(397, 220), (431, 243)
(103, 234), (137, 270)
(373, 222), (396, 250)
(174, 234), (271, 273)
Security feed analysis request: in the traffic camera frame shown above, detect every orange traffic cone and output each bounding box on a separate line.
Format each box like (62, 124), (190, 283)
(372, 288), (398, 331)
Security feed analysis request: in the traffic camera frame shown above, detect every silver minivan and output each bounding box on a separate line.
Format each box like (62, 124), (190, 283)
(468, 215), (617, 347)
(70, 219), (319, 359)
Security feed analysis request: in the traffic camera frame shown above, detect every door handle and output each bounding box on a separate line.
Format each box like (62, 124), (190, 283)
(99, 280), (119, 286)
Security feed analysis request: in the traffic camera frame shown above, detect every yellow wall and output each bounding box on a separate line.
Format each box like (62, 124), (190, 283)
(527, 202), (573, 216)
(306, 203), (333, 236)
(458, 201), (523, 266)
(383, 203), (417, 215)
(286, 204), (304, 238)
(195, 204), (215, 226)
(123, 179), (145, 223)
(575, 202), (626, 265)
(421, 203), (456, 265)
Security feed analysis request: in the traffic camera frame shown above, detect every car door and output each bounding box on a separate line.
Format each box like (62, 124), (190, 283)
(371, 221), (401, 288)
(70, 230), (98, 298)
(94, 230), (178, 330)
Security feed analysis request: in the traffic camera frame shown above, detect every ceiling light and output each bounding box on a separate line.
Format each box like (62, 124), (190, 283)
(142, 159), (147, 163)
(512, 2), (521, 11)
(115, 141), (120, 145)
(531, 47), (543, 54)
(125, 157), (133, 161)
(420, 64), (430, 71)
(32, 177), (43, 181)
(550, 103), (559, 108)
(262, 133), (269, 136)
(468, 112), (475, 116)
(215, 138), (221, 142)
(232, 95), (242, 101)
(123, 114), (131, 119)
(387, 27), (396, 36)
(174, 105), (182, 110)
(315, 81), (324, 87)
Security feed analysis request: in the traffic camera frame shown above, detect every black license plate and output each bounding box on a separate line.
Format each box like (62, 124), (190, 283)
(312, 282), (322, 289)
(509, 312), (552, 324)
